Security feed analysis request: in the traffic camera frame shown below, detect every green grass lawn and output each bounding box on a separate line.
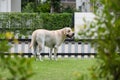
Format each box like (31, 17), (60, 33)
(31, 58), (96, 80)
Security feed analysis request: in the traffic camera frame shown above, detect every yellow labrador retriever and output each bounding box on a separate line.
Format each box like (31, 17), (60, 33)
(29, 27), (74, 60)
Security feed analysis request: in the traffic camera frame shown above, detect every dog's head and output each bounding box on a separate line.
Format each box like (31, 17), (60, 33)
(64, 27), (74, 38)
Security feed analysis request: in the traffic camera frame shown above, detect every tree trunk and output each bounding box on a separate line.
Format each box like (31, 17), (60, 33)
(50, 0), (54, 13)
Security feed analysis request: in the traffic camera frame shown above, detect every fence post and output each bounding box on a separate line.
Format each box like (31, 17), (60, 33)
(68, 42), (71, 53)
(75, 42), (78, 53)
(61, 43), (65, 53)
(81, 42), (84, 53)
(14, 42), (18, 53)
(21, 35), (25, 53)
(88, 42), (91, 53)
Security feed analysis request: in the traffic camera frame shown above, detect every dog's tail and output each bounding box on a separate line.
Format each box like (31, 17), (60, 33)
(29, 31), (36, 49)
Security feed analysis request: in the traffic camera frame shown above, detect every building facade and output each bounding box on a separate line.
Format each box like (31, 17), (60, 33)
(0, 0), (21, 12)
(61, 0), (93, 12)
(0, 0), (93, 12)
(61, 0), (76, 9)
(76, 0), (93, 12)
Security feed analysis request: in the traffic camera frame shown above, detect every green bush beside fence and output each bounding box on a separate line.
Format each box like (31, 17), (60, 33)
(0, 13), (72, 31)
(0, 13), (42, 31)
(40, 13), (73, 30)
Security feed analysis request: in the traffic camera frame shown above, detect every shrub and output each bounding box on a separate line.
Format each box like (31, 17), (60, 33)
(0, 13), (42, 37)
(62, 6), (75, 13)
(39, 13), (73, 30)
(0, 33), (34, 80)
(0, 13), (72, 30)
(0, 13), (42, 30)
(22, 2), (34, 13)
(36, 2), (50, 13)
(78, 0), (120, 80)
(0, 13), (72, 38)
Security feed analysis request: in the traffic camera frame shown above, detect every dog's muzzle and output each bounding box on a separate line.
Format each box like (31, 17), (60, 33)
(66, 33), (74, 38)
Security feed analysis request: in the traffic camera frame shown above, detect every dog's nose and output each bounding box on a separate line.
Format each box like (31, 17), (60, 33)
(72, 33), (74, 36)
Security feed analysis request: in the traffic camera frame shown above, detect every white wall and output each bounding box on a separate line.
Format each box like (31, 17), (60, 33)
(0, 0), (11, 12)
(74, 12), (95, 39)
(0, 0), (21, 12)
(11, 0), (21, 12)
(41, 0), (46, 3)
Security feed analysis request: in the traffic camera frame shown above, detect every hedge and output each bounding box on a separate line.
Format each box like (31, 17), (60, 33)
(0, 13), (42, 31)
(0, 13), (73, 36)
(39, 13), (73, 30)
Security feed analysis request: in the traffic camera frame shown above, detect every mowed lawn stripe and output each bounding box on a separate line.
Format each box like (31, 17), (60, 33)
(31, 58), (96, 80)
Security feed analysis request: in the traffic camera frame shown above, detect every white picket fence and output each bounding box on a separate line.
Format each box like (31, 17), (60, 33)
(4, 39), (96, 58)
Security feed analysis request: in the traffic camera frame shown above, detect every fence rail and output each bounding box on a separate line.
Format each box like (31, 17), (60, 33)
(0, 39), (96, 58)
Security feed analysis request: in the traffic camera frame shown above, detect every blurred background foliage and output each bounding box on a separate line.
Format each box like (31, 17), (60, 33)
(21, 0), (75, 13)
(0, 33), (34, 80)
(77, 0), (120, 80)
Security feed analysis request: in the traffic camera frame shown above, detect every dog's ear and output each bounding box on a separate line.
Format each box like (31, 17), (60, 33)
(63, 28), (66, 35)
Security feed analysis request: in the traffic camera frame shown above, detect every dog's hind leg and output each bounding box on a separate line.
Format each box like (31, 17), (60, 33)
(33, 42), (38, 60)
(49, 48), (53, 60)
(37, 42), (44, 61)
(38, 45), (43, 61)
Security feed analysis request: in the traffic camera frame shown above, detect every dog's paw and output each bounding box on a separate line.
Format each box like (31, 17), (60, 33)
(39, 59), (43, 61)
(54, 58), (58, 61)
(35, 58), (43, 61)
(38, 56), (43, 61)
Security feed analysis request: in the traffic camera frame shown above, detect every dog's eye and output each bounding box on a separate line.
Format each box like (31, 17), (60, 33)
(68, 30), (70, 32)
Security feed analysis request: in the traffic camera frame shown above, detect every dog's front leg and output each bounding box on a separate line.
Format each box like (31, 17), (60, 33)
(54, 46), (58, 61)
